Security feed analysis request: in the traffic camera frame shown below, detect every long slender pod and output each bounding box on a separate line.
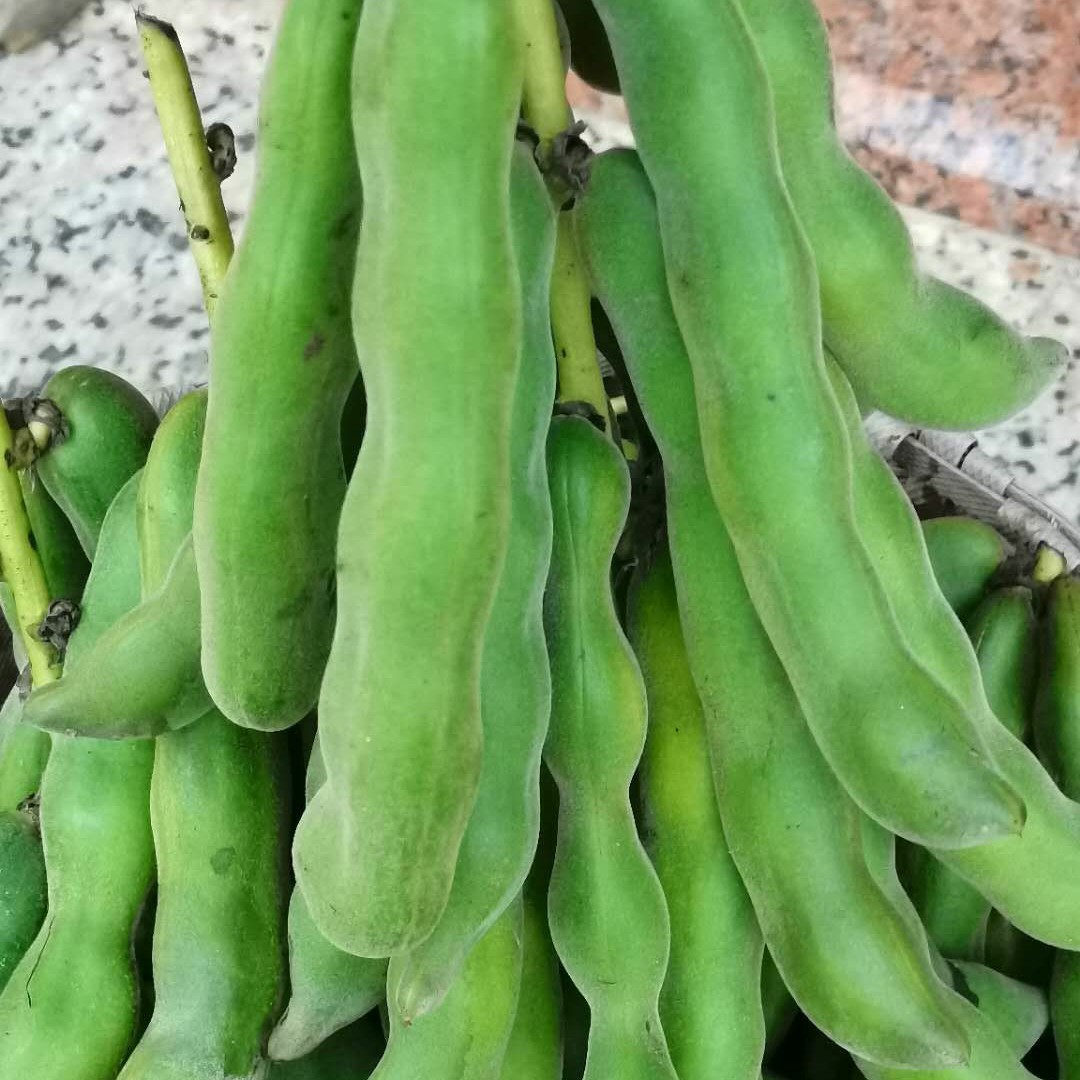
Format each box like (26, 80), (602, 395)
(18, 470), (89, 604)
(294, 0), (524, 956)
(544, 414), (681, 1080)
(1034, 574), (1080, 1078)
(194, 0), (365, 731)
(499, 764), (563, 1080)
(117, 390), (287, 1080)
(588, 0), (1020, 850)
(392, 141), (557, 1021)
(269, 734), (387, 1063)
(736, 0), (1064, 428)
(370, 903), (523, 1080)
(822, 360), (1080, 948)
(628, 546), (765, 1080)
(576, 147), (968, 1069)
(0, 474), (155, 1080)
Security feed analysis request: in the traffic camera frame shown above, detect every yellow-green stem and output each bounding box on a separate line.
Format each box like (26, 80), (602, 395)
(550, 213), (609, 428)
(137, 12), (234, 317)
(0, 412), (59, 686)
(516, 0), (609, 432)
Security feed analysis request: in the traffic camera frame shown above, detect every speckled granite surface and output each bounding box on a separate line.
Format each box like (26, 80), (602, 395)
(819, 0), (1080, 258)
(1, 0), (1079, 519)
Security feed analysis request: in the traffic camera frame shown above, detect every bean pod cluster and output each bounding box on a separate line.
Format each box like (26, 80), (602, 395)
(0, 1), (1077, 1078)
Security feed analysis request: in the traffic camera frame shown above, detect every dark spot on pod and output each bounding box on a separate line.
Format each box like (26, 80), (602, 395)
(210, 847), (237, 874)
(303, 332), (327, 361)
(766, 393), (777, 402)
(190, 225), (211, 241)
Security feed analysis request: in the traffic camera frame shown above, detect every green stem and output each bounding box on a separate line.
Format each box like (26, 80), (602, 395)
(136, 12), (235, 317)
(0, 412), (59, 687)
(516, 0), (610, 432)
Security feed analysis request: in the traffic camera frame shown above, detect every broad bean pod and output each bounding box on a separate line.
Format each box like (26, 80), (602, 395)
(0, 473), (155, 1080)
(628, 545), (766, 1080)
(588, 0), (1020, 849)
(22, 536), (209, 738)
(737, 0), (1065, 429)
(29, 365), (158, 556)
(922, 517), (1009, 622)
(392, 141), (557, 1022)
(23, 390), (210, 738)
(500, 764), (562, 1080)
(499, 886), (562, 1080)
(370, 903), (523, 1080)
(293, 0), (524, 956)
(269, 735), (387, 1063)
(18, 469), (89, 604)
(949, 962), (1048, 1059)
(855, 821), (1041, 1078)
(823, 356), (1080, 947)
(1033, 574), (1080, 1079)
(194, 0), (364, 731)
(575, 148), (970, 1069)
(0, 806), (46, 994)
(544, 414), (684, 1080)
(117, 390), (288, 1080)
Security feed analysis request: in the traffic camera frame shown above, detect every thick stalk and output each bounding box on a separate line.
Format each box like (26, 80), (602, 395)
(136, 13), (234, 316)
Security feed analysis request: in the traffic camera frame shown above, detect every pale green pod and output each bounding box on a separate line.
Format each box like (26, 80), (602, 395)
(392, 140), (557, 1022)
(575, 147), (969, 1071)
(544, 415), (680, 1080)
(737, 0), (1065, 429)
(629, 546), (765, 1080)
(370, 902), (523, 1080)
(294, 0), (525, 957)
(194, 0), (364, 731)
(588, 0), (1021, 850)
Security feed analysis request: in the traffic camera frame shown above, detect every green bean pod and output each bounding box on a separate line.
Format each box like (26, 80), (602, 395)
(392, 142), (557, 1022)
(18, 469), (89, 603)
(268, 1013), (386, 1080)
(0, 687), (48, 811)
(855, 821), (1038, 1080)
(853, 986), (1036, 1080)
(818, 362), (1080, 948)
(29, 365), (159, 556)
(294, 0), (524, 957)
(0, 806), (46, 994)
(1033, 574), (1080, 1079)
(922, 517), (1008, 621)
(949, 962), (1048, 1059)
(22, 537), (209, 738)
(500, 764), (562, 1080)
(588, 2), (1020, 850)
(194, 0), (364, 732)
(0, 473), (155, 1079)
(628, 546), (765, 1080)
(22, 389), (210, 739)
(543, 415), (680, 1080)
(117, 386), (287, 1080)
(967, 589), (1038, 743)
(371, 902), (523, 1080)
(737, 0), (1065, 429)
(269, 735), (387, 1063)
(575, 148), (970, 1069)
(499, 885), (562, 1080)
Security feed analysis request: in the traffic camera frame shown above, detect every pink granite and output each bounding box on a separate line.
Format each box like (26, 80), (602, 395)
(567, 0), (1080, 257)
